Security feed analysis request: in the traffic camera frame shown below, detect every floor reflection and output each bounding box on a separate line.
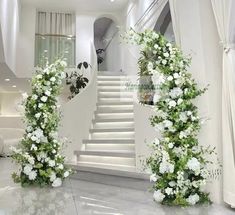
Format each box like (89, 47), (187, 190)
(0, 158), (234, 215)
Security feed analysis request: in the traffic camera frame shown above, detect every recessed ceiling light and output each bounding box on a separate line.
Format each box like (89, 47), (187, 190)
(110, 0), (115, 2)
(5, 78), (10, 82)
(12, 85), (16, 88)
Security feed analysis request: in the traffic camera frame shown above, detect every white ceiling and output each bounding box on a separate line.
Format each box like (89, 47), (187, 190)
(20, 0), (129, 12)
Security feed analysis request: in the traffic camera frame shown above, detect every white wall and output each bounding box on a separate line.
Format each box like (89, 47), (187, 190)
(0, 0), (20, 73)
(0, 92), (22, 116)
(76, 15), (96, 64)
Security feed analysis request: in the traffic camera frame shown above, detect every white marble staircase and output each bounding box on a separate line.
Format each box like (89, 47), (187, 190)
(74, 72), (139, 176)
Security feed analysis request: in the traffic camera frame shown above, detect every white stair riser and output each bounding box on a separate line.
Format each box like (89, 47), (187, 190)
(91, 132), (134, 139)
(98, 93), (132, 98)
(79, 155), (136, 166)
(93, 122), (134, 129)
(97, 105), (133, 111)
(98, 98), (132, 102)
(98, 86), (127, 90)
(85, 144), (135, 151)
(77, 162), (136, 172)
(95, 113), (134, 120)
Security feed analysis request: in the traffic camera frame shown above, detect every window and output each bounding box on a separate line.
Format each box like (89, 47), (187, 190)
(35, 11), (76, 68)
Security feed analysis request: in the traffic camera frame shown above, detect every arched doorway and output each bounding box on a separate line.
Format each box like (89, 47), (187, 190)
(94, 17), (120, 72)
(154, 2), (175, 42)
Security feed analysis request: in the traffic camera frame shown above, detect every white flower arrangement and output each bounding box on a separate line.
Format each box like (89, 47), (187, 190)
(12, 60), (72, 187)
(124, 28), (215, 206)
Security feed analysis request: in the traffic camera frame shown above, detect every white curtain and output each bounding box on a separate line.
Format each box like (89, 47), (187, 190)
(36, 12), (75, 36)
(35, 12), (76, 67)
(211, 0), (235, 206)
(168, 0), (181, 45)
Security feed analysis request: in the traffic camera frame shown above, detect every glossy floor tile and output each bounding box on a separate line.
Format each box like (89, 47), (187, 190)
(0, 158), (234, 215)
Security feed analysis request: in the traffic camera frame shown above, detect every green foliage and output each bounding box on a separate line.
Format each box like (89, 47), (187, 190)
(124, 28), (216, 206)
(11, 60), (72, 187)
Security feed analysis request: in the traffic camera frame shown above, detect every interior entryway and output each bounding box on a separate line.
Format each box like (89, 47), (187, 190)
(94, 17), (121, 72)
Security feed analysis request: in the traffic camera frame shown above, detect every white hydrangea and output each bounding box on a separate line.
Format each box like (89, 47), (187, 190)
(28, 170), (37, 180)
(167, 76), (173, 81)
(159, 161), (174, 174)
(169, 87), (183, 99)
(186, 194), (200, 205)
(187, 157), (201, 175)
(50, 77), (56, 82)
(52, 178), (62, 187)
(23, 164), (33, 175)
(153, 190), (165, 202)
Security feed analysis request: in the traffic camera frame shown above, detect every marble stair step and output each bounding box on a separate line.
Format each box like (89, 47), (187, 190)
(75, 150), (135, 158)
(83, 139), (135, 144)
(95, 109), (133, 114)
(74, 162), (136, 172)
(89, 128), (134, 133)
(97, 101), (133, 106)
(92, 118), (134, 123)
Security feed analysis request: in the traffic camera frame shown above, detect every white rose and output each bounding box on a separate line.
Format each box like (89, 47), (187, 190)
(150, 173), (158, 183)
(163, 52), (169, 57)
(37, 74), (42, 79)
(165, 187), (173, 195)
(162, 59), (167, 65)
(58, 164), (64, 170)
(168, 142), (174, 149)
(49, 160), (56, 167)
(168, 100), (176, 108)
(45, 90), (51, 96)
(22, 92), (28, 100)
(50, 77), (56, 82)
(64, 171), (70, 178)
(60, 61), (67, 67)
(50, 172), (57, 182)
(52, 178), (62, 187)
(177, 98), (183, 105)
(35, 113), (41, 119)
(173, 73), (180, 79)
(167, 76), (173, 81)
(32, 94), (38, 100)
(41, 96), (48, 103)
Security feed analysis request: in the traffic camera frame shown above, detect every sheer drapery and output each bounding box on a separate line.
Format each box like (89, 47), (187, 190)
(168, 0), (181, 45)
(36, 12), (75, 36)
(211, 0), (235, 206)
(35, 11), (76, 67)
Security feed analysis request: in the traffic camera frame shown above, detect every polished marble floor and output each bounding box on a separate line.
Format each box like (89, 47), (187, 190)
(0, 158), (234, 215)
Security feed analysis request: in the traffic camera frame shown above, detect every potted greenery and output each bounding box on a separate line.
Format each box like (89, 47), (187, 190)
(66, 61), (90, 99)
